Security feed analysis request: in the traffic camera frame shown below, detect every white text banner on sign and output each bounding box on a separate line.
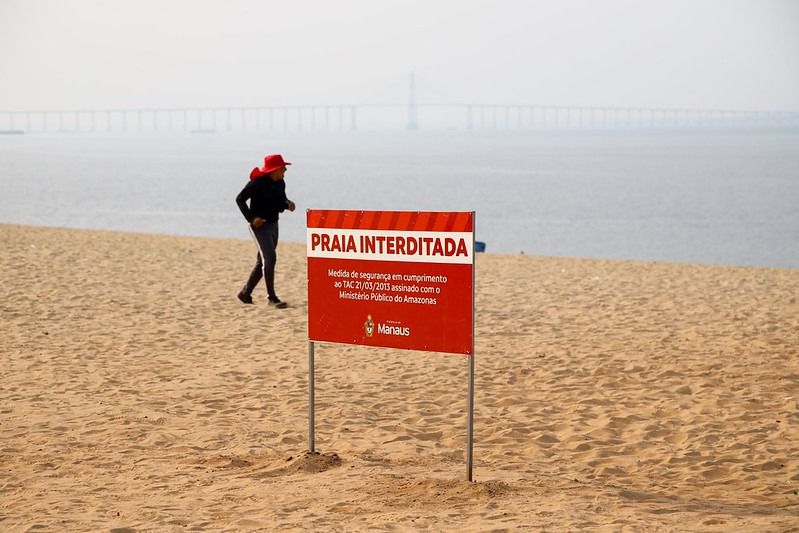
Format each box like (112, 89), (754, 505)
(307, 228), (473, 264)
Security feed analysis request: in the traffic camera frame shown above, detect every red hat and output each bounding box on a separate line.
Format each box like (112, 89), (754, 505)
(262, 154), (291, 173)
(250, 154), (291, 180)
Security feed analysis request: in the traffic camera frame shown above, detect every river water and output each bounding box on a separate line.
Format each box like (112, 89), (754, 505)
(1, 128), (797, 268)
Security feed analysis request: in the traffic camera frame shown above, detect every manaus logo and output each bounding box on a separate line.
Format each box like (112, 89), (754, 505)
(364, 315), (374, 337)
(364, 314), (411, 338)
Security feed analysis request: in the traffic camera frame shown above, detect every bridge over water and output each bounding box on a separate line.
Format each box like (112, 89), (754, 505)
(2, 103), (798, 134)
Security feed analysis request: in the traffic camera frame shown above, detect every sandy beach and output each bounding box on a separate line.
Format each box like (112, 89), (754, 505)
(1, 223), (798, 531)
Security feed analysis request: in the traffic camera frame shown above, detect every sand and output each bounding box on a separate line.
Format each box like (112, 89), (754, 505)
(1, 223), (798, 531)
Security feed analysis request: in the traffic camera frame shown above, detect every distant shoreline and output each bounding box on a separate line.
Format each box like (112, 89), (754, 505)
(2, 222), (795, 272)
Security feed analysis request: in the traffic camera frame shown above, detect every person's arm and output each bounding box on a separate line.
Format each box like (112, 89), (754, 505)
(235, 182), (254, 222)
(277, 181), (295, 212)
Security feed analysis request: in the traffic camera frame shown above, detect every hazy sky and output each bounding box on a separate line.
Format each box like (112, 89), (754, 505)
(1, 0), (798, 111)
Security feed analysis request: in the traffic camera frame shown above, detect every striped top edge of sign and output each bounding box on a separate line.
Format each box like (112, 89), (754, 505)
(307, 210), (473, 232)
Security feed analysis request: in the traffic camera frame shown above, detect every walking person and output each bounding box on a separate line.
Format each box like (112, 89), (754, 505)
(235, 154), (296, 308)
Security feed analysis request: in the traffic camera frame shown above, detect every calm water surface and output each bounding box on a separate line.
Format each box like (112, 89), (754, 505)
(1, 129), (797, 268)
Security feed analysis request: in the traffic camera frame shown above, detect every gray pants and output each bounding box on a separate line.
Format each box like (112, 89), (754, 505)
(243, 222), (279, 300)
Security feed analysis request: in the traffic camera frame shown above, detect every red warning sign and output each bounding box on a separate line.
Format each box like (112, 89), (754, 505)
(307, 210), (475, 355)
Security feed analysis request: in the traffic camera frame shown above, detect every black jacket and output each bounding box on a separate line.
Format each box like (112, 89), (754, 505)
(236, 177), (290, 224)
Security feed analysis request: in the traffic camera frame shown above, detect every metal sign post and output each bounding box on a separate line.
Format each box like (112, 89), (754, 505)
(467, 213), (476, 482)
(308, 341), (315, 453)
(467, 353), (475, 482)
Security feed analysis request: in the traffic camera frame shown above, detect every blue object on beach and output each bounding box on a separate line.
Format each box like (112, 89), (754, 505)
(474, 241), (486, 253)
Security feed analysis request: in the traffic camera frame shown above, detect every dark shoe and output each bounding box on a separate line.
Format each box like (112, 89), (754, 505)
(268, 297), (288, 309)
(237, 291), (253, 304)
